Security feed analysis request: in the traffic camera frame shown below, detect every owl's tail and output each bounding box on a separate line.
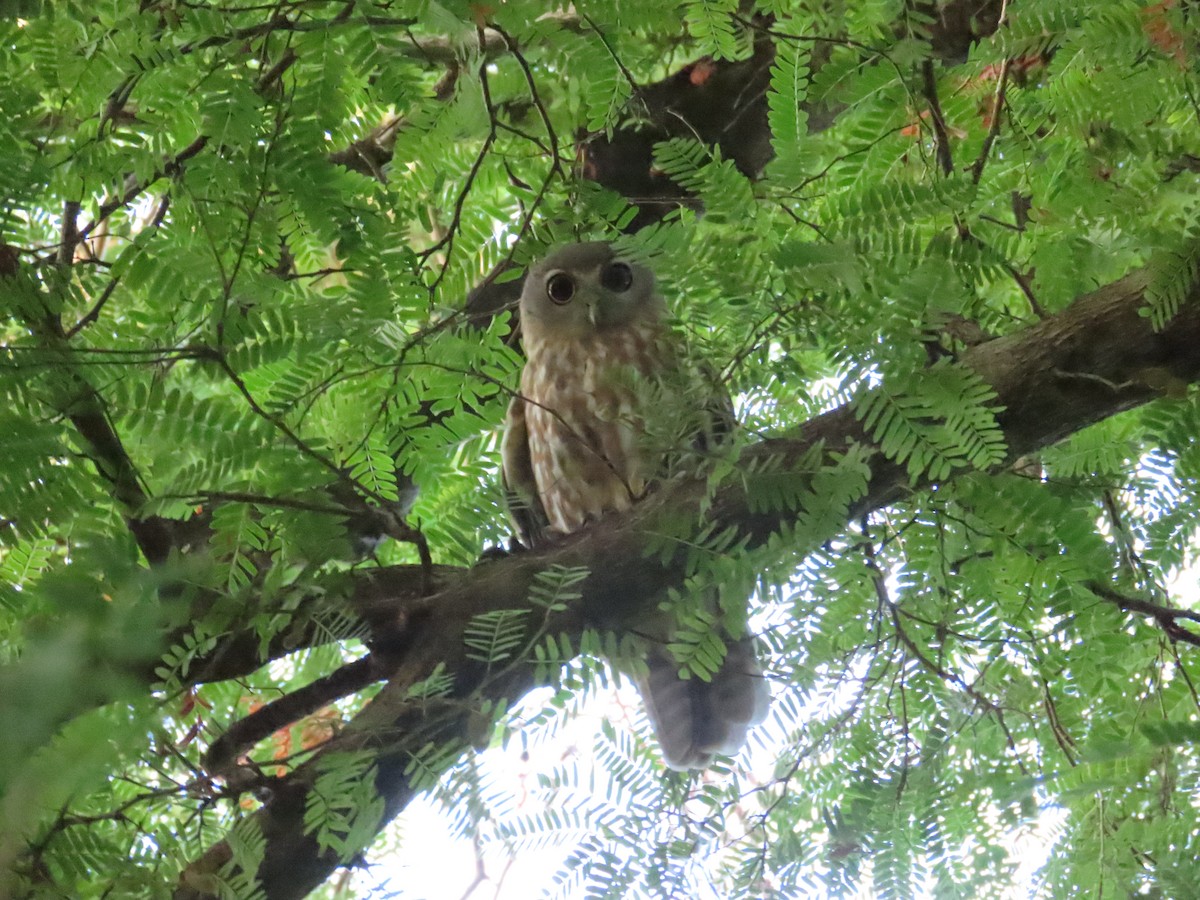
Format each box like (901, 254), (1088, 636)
(637, 636), (771, 771)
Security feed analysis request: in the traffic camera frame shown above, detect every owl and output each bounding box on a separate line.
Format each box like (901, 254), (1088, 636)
(501, 241), (770, 770)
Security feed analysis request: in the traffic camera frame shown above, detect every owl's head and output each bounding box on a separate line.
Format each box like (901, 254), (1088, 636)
(519, 242), (665, 343)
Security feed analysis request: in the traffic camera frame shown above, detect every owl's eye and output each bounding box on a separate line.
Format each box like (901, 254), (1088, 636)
(601, 262), (634, 293)
(545, 272), (575, 304)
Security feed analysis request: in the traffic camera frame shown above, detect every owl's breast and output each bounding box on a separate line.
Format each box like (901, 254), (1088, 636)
(520, 332), (668, 535)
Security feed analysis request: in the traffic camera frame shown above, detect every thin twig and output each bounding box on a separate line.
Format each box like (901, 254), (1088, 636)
(921, 59), (954, 176)
(422, 36), (500, 293)
(969, 0), (1013, 184)
(1002, 260), (1047, 318)
(969, 57), (1011, 184)
(77, 135), (209, 243)
(58, 200), (80, 266)
(1086, 581), (1200, 647)
(66, 277), (121, 338)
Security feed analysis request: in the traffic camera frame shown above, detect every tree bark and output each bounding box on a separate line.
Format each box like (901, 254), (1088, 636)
(177, 265), (1200, 900)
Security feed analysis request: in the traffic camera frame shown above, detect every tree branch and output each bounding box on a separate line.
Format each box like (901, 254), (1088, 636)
(1086, 581), (1200, 647)
(77, 135), (209, 245)
(0, 250), (175, 563)
(177, 263), (1200, 899)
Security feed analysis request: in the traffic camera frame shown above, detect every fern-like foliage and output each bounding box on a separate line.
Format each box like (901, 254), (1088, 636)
(304, 751), (385, 861)
(855, 362), (1007, 482)
(3, 0), (1200, 898)
(1145, 234), (1200, 331)
(463, 609), (532, 665)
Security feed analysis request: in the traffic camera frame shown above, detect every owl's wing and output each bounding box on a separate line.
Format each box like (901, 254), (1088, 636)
(501, 393), (551, 550)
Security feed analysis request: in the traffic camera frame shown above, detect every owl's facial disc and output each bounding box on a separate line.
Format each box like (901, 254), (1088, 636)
(522, 243), (664, 341)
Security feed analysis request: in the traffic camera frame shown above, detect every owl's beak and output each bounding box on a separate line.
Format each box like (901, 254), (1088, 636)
(587, 303), (598, 327)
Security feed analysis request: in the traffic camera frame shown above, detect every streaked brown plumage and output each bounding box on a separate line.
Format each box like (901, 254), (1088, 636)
(502, 242), (769, 770)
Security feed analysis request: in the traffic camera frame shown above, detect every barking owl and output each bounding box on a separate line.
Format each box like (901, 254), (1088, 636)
(501, 241), (770, 770)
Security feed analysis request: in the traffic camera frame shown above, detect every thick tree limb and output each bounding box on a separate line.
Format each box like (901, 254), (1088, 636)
(178, 263), (1200, 899)
(42, 2), (1012, 669)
